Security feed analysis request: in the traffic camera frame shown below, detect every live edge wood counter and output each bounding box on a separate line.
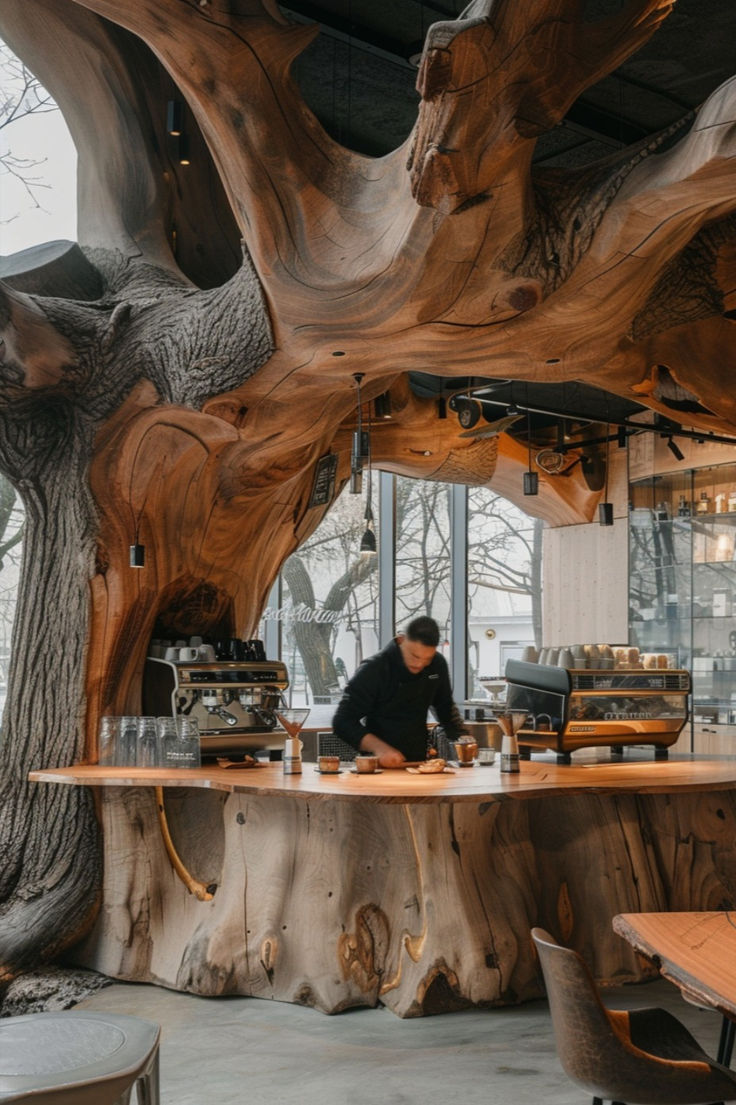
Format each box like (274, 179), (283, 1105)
(29, 758), (736, 1018)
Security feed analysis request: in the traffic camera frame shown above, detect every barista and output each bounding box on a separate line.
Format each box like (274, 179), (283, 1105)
(332, 616), (467, 767)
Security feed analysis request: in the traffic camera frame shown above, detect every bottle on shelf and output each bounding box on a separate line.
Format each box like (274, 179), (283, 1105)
(677, 495), (691, 517)
(728, 489), (736, 513)
(696, 490), (711, 514)
(715, 492), (727, 514)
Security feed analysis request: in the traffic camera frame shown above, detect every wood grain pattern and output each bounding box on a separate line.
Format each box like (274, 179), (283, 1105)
(613, 912), (736, 1020)
(29, 757), (736, 801)
(31, 761), (736, 1016)
(0, 0), (735, 981)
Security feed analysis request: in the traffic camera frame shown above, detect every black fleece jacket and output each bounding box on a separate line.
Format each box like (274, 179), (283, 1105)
(331, 638), (466, 761)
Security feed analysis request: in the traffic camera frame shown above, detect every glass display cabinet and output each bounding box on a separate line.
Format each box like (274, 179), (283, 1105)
(629, 462), (736, 755)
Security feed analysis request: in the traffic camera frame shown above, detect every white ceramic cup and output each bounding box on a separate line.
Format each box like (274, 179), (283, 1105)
(178, 647), (199, 662)
(164, 646), (180, 662)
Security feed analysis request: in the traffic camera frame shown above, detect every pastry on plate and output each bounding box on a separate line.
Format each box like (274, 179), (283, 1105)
(416, 758), (446, 773)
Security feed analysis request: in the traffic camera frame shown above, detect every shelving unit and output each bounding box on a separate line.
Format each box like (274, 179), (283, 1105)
(629, 463), (736, 755)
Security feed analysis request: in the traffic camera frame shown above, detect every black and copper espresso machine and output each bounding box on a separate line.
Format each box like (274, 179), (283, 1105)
(142, 654), (289, 759)
(504, 659), (691, 762)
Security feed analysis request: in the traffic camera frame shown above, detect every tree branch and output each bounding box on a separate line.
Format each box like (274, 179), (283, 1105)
(409, 0), (674, 212)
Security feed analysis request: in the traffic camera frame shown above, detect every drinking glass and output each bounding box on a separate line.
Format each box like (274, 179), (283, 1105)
(116, 716), (138, 765)
(173, 716), (201, 768)
(98, 716), (121, 766)
(136, 716), (161, 768)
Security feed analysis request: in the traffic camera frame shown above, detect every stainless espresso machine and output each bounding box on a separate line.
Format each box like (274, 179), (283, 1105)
(142, 656), (290, 759)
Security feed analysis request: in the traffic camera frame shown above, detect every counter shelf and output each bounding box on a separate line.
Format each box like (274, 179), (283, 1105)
(29, 755), (736, 1018)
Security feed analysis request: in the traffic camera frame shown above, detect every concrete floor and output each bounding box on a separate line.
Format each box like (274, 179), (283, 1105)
(77, 975), (726, 1105)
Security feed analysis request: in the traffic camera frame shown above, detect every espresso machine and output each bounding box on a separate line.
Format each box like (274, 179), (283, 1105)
(504, 659), (691, 761)
(142, 653), (290, 759)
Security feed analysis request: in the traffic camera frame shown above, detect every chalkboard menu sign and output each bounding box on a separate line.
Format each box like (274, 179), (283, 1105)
(308, 453), (338, 508)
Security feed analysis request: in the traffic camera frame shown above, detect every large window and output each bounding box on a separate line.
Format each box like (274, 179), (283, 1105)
(467, 487), (540, 698)
(0, 475), (24, 725)
(269, 476), (542, 710)
(270, 480), (379, 706)
(395, 477), (452, 640)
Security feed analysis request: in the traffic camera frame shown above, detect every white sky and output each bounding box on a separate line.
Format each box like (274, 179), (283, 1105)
(0, 92), (78, 257)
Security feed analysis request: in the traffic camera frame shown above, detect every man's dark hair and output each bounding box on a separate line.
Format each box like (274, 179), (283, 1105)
(405, 616), (440, 648)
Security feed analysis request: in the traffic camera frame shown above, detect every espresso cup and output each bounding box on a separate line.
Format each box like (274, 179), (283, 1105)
(178, 647), (199, 662)
(164, 646), (180, 662)
(318, 755), (340, 774)
(477, 747), (496, 765)
(354, 755), (379, 773)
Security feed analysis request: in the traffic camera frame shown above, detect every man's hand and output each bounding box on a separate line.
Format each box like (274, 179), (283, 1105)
(359, 734), (405, 768)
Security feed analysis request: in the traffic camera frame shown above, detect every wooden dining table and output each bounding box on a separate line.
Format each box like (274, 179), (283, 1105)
(613, 911), (736, 1063)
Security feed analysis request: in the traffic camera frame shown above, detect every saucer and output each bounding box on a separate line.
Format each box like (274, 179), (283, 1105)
(315, 767), (343, 775)
(349, 768), (383, 775)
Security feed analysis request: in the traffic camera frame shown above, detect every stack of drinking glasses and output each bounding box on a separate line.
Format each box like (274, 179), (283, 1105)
(98, 716), (201, 768)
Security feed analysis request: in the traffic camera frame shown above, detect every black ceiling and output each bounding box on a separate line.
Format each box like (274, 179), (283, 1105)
(283, 0), (735, 432)
(286, 0), (735, 163)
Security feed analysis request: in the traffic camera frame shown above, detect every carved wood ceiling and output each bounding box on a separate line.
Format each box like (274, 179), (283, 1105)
(284, 0), (735, 432)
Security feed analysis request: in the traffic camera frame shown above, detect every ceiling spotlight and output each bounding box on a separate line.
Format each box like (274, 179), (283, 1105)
(455, 397), (482, 429)
(667, 436), (685, 462)
(523, 406), (538, 495)
(599, 502), (614, 527)
(166, 100), (184, 136)
(350, 373), (366, 494)
(523, 471), (539, 496)
(360, 502), (377, 555)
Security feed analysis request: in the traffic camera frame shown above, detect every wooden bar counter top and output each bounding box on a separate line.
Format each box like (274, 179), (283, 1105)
(30, 755), (736, 1017)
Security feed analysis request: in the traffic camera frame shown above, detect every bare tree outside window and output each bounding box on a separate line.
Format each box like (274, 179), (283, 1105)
(0, 42), (57, 223)
(277, 481), (379, 704)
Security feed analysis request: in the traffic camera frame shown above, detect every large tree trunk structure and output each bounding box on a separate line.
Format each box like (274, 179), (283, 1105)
(0, 0), (735, 981)
(29, 764), (736, 1018)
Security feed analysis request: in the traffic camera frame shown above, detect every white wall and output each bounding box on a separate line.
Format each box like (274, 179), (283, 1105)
(542, 521), (629, 646)
(541, 442), (629, 647)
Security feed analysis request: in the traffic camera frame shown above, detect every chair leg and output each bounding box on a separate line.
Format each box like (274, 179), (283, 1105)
(136, 1049), (160, 1105)
(718, 1016), (735, 1067)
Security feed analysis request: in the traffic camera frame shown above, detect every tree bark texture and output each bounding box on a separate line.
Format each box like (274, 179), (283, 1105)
(0, 0), (734, 978)
(70, 783), (736, 1017)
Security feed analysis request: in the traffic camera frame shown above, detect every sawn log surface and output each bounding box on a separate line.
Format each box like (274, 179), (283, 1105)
(30, 757), (736, 1017)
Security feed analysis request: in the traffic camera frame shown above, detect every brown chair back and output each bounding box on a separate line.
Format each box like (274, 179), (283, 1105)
(531, 926), (736, 1105)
